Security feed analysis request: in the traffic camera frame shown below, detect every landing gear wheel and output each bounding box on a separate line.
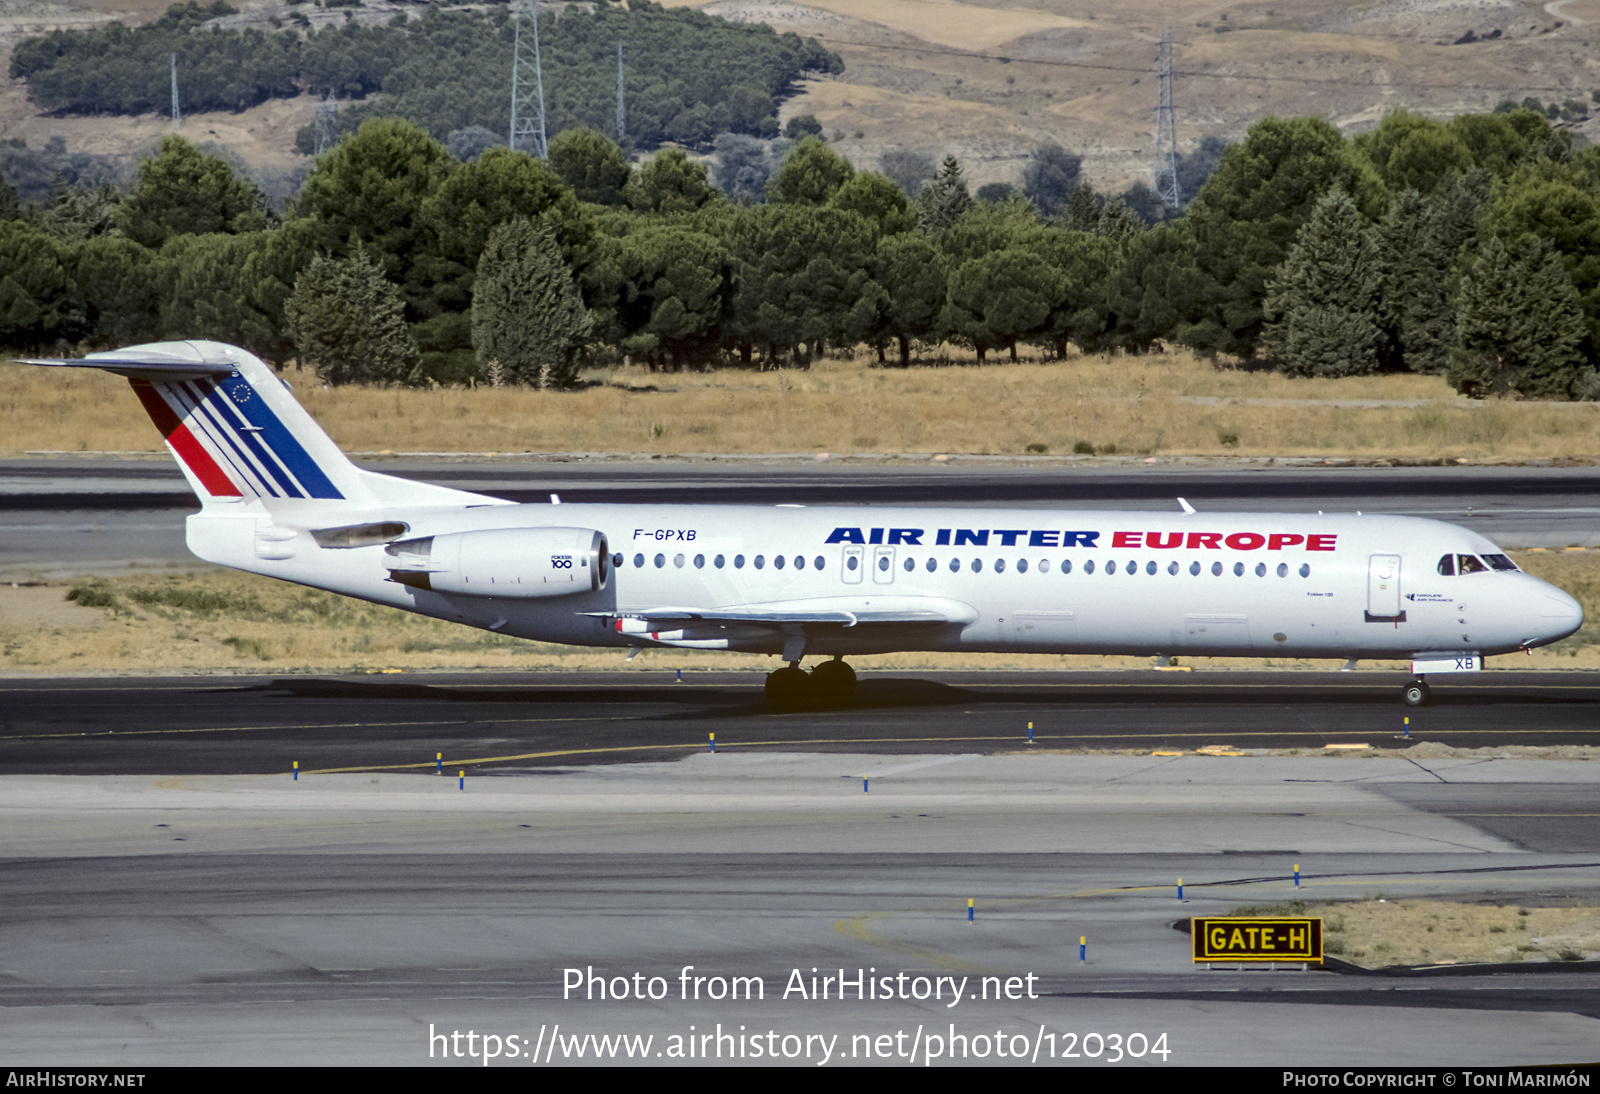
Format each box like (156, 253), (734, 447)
(810, 658), (858, 707)
(1402, 679), (1431, 707)
(764, 665), (813, 711)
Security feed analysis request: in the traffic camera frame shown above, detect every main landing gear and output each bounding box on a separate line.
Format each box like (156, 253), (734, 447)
(1402, 678), (1431, 707)
(764, 656), (858, 711)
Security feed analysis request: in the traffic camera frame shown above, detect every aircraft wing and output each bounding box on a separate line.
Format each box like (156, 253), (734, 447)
(599, 595), (979, 628)
(593, 596), (978, 656)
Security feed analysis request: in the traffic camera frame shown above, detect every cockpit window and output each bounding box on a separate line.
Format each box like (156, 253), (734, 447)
(1482, 553), (1519, 572)
(1437, 554), (1455, 576)
(1457, 554), (1488, 575)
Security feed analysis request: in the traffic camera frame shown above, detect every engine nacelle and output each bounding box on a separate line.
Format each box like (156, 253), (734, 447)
(385, 527), (608, 597)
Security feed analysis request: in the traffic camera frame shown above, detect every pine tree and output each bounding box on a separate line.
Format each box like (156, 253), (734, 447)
(765, 136), (853, 206)
(1020, 142), (1082, 216)
(917, 155), (973, 233)
(1448, 235), (1587, 399)
(283, 244), (419, 385)
(0, 168), (18, 222)
(1094, 196), (1144, 243)
(548, 128), (633, 207)
(471, 218), (593, 387)
(1183, 116), (1387, 359)
(879, 149), (934, 200)
(1053, 182), (1101, 233)
(118, 135), (269, 249)
(1378, 173), (1489, 374)
(1263, 190), (1385, 377)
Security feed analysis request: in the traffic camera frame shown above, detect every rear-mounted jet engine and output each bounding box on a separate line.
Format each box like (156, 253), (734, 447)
(384, 528), (609, 596)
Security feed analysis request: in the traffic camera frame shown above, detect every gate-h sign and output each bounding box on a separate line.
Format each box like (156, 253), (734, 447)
(1192, 918), (1323, 963)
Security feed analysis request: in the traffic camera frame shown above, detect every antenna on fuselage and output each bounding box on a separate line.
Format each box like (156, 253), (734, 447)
(1177, 497), (1196, 515)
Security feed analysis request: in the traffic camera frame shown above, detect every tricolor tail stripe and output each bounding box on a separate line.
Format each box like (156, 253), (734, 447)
(129, 374), (344, 501)
(179, 377), (297, 498)
(129, 379), (241, 497)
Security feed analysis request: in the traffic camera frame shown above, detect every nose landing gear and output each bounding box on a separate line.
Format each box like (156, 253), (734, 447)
(1402, 678), (1431, 707)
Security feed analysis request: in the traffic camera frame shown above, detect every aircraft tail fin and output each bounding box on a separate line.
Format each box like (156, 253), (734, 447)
(20, 341), (504, 511)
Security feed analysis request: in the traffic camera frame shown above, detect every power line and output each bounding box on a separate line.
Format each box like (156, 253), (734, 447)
(509, 1), (548, 158)
(313, 93), (338, 156)
(170, 52), (180, 132)
(1153, 28), (1179, 210)
(616, 42), (626, 147)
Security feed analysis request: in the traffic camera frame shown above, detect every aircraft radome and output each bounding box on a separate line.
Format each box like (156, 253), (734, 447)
(18, 340), (1585, 709)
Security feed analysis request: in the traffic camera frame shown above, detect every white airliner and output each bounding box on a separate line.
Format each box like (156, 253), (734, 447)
(21, 340), (1584, 708)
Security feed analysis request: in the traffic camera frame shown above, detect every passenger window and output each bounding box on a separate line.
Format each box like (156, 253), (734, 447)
(694, 554), (705, 569)
(1146, 560), (1157, 575)
(1233, 562), (1244, 576)
(972, 559), (983, 573)
(735, 554), (746, 569)
(1255, 563), (1266, 577)
(634, 554), (645, 569)
(1437, 554), (1455, 577)
(715, 554), (726, 569)
(1061, 559), (1072, 574)
(995, 558), (1007, 573)
(755, 555), (766, 569)
(654, 553), (666, 568)
(926, 557), (937, 573)
(903, 557), (914, 571)
(1084, 560), (1095, 574)
(674, 554), (685, 568)
(1190, 561), (1201, 576)
(1167, 561), (1178, 575)
(814, 556), (825, 571)
(1277, 563), (1288, 578)
(613, 553), (624, 568)
(949, 558), (961, 572)
(1018, 559), (1029, 573)
(1040, 559), (1051, 573)
(877, 555), (889, 572)
(1299, 563), (1310, 577)
(1211, 562), (1223, 576)
(774, 555), (785, 570)
(794, 556), (805, 570)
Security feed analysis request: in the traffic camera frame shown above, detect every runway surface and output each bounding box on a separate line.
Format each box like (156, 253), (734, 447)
(4, 458), (1599, 576)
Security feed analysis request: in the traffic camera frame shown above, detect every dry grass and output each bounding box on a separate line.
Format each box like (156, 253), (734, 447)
(688, 0), (1600, 191)
(1226, 899), (1600, 967)
(7, 348), (1600, 459)
(708, 0), (1090, 51)
(3, 549), (1595, 675)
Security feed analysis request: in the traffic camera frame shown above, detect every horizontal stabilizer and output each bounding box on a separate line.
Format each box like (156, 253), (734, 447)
(22, 341), (239, 380)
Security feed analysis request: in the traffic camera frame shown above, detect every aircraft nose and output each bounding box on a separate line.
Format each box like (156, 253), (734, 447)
(1536, 589), (1584, 645)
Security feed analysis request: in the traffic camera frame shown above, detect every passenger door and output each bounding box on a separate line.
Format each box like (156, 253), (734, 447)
(1366, 554), (1405, 622)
